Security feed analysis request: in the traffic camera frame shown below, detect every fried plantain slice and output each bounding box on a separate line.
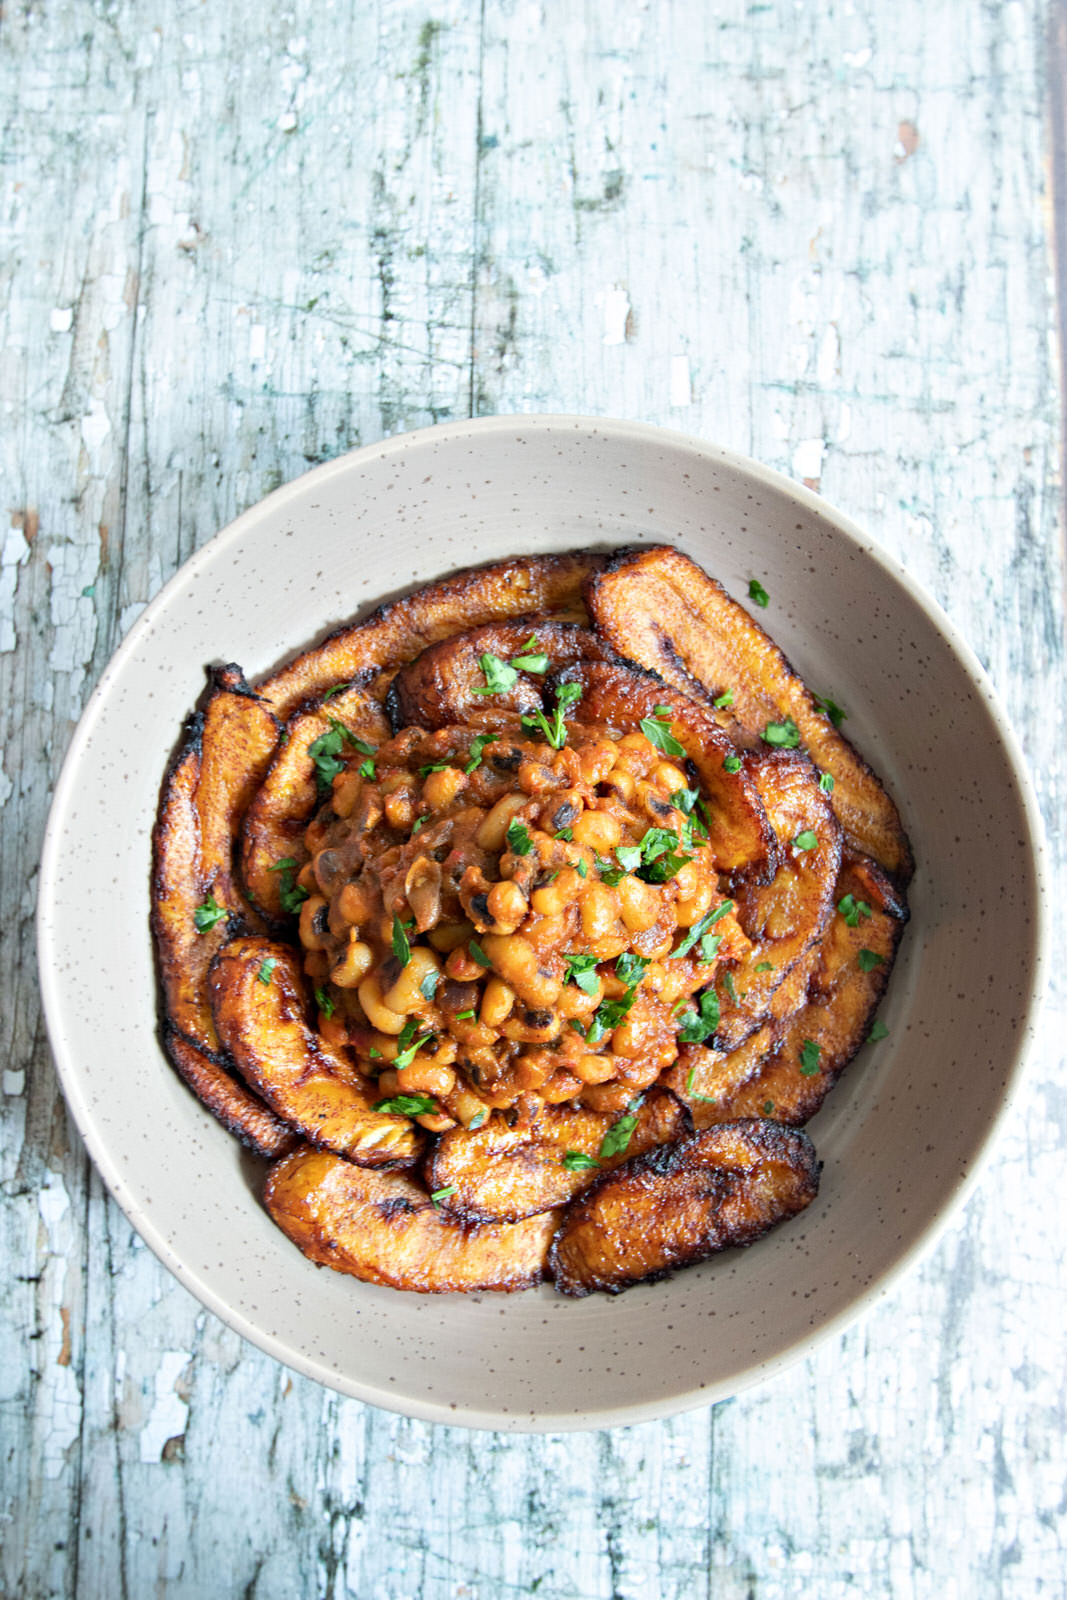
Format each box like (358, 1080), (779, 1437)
(257, 551), (606, 720)
(426, 1088), (690, 1222)
(151, 668), (278, 1060)
(549, 1119), (821, 1296)
(240, 684), (390, 920)
(385, 618), (616, 734)
(703, 854), (907, 1126)
(164, 1023), (297, 1160)
(587, 546), (913, 882)
(715, 750), (842, 1049)
(553, 659), (777, 879)
(265, 1146), (559, 1292)
(209, 936), (422, 1167)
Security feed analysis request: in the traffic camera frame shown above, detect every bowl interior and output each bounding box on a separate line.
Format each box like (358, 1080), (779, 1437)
(38, 417), (1046, 1430)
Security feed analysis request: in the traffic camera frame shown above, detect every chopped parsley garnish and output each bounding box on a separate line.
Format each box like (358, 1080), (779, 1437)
(762, 718), (801, 749)
(748, 578), (770, 608)
(722, 971), (740, 1004)
(268, 856), (310, 915)
(563, 954), (600, 995)
(639, 711), (686, 757)
(598, 1103), (642, 1160)
(555, 826), (573, 841)
(411, 815), (427, 834)
(430, 1185), (457, 1206)
(506, 819), (533, 856)
(314, 985), (335, 1018)
(585, 991), (638, 1047)
(510, 636), (549, 673)
(419, 969), (441, 1001)
(419, 759), (451, 776)
(256, 957), (278, 986)
(837, 893), (873, 927)
(393, 1021), (435, 1070)
(472, 652), (519, 695)
(669, 787), (701, 815)
(454, 1009), (477, 1020)
(561, 1151), (601, 1171)
(469, 941), (492, 968)
(754, 960), (775, 972)
(575, 858), (588, 878)
(714, 689), (736, 710)
(799, 1038), (821, 1075)
(373, 1092), (438, 1115)
(762, 1100), (775, 1115)
(677, 988), (720, 1045)
(358, 757), (376, 779)
(793, 830), (818, 852)
(857, 948), (884, 972)
(723, 754), (742, 773)
(614, 952), (649, 988)
(465, 732), (499, 773)
(307, 718), (375, 791)
(193, 894), (227, 933)
(684, 1065), (718, 1105)
(868, 1018), (890, 1041)
(521, 681), (582, 749)
(391, 915), (412, 968)
(615, 844), (643, 873)
(671, 899), (734, 959)
(819, 772), (835, 793)
(595, 854), (627, 887)
(813, 693), (847, 728)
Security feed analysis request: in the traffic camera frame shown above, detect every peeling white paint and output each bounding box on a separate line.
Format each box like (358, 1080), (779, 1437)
(3, 1069), (25, 1095)
(46, 542), (99, 681)
(670, 353), (692, 407)
(139, 1350), (192, 1462)
(599, 285), (631, 346)
(249, 323), (267, 359)
(792, 436), (825, 480)
(50, 306), (73, 333)
(0, 525), (30, 653)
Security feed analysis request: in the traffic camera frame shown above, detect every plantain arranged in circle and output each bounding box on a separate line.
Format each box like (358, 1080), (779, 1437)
(151, 547), (910, 1295)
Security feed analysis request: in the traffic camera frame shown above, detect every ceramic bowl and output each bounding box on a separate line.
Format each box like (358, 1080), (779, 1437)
(38, 416), (1048, 1431)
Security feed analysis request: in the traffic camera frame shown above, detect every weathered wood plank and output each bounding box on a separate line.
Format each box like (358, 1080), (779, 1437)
(1, 0), (1064, 1597)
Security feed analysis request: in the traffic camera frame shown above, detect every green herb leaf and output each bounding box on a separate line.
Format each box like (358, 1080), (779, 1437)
(669, 787), (700, 815)
(373, 1092), (438, 1115)
(419, 759), (451, 776)
(411, 815), (427, 834)
(314, 985), (335, 1018)
(595, 854), (627, 887)
(722, 971), (739, 1004)
(857, 947), (884, 972)
(585, 991), (638, 1046)
(555, 826), (574, 841)
(614, 952), (649, 988)
(699, 932), (723, 963)
(465, 732), (499, 773)
(454, 1009), (477, 1020)
(393, 1029), (435, 1070)
(598, 1110), (640, 1160)
(193, 894), (227, 933)
(639, 712), (686, 757)
(506, 819), (533, 856)
(837, 893), (873, 927)
(391, 914), (412, 968)
(472, 652), (519, 695)
(419, 969), (441, 1001)
(677, 987), (720, 1045)
(575, 857), (588, 878)
(522, 680), (583, 749)
(510, 638), (550, 674)
(713, 688), (736, 709)
(615, 844), (643, 873)
(469, 941), (492, 969)
(671, 900), (734, 960)
(723, 754), (742, 773)
(748, 578), (770, 608)
(793, 830), (818, 851)
(430, 1185), (458, 1206)
(754, 961), (775, 972)
(561, 1151), (601, 1171)
(563, 954), (600, 995)
(307, 725), (346, 789)
(762, 718), (801, 749)
(256, 957), (278, 986)
(762, 1100), (775, 1115)
(799, 1038), (821, 1075)
(819, 772), (835, 793)
(640, 848), (692, 884)
(268, 857), (310, 915)
(359, 757), (376, 779)
(813, 693), (847, 728)
(868, 1018), (890, 1041)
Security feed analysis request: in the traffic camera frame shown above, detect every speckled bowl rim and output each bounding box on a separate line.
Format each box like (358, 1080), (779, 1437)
(38, 414), (1050, 1432)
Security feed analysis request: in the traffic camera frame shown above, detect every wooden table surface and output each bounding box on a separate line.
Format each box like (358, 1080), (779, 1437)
(3, 2), (1065, 1595)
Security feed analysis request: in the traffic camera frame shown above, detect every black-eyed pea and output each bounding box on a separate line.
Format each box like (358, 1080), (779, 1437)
(541, 1069), (584, 1104)
(318, 1009), (348, 1049)
(297, 860), (318, 892)
(518, 758), (563, 794)
(445, 946), (484, 982)
(299, 895), (331, 951)
(382, 946), (442, 1013)
(572, 809), (621, 853)
(530, 866), (581, 916)
(442, 1082), (492, 1128)
(336, 881), (373, 926)
(557, 979), (601, 1018)
(651, 760), (689, 793)
(475, 791), (529, 851)
(572, 1051), (618, 1085)
(415, 1111), (457, 1132)
(427, 920), (475, 953)
(480, 976), (515, 1028)
(357, 973), (407, 1032)
(580, 1080), (633, 1115)
(331, 767), (364, 819)
(481, 933), (562, 1007)
(675, 886), (716, 926)
(601, 767), (636, 802)
(375, 1068), (401, 1096)
(383, 789), (415, 830)
(302, 949), (329, 983)
(512, 1051), (556, 1091)
(616, 873), (661, 933)
(576, 739), (619, 785)
(422, 765), (467, 809)
(398, 1060), (456, 1097)
(580, 881), (623, 942)
(486, 879), (527, 932)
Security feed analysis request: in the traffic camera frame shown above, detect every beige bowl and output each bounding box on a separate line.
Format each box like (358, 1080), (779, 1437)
(38, 416), (1048, 1430)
